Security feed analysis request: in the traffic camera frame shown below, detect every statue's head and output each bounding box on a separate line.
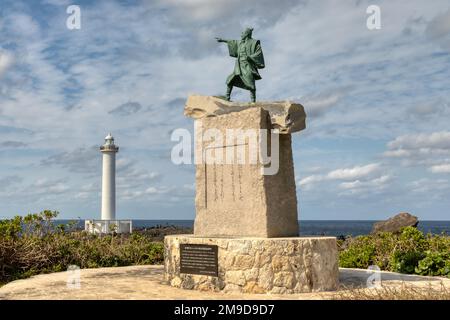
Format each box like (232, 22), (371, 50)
(241, 27), (253, 40)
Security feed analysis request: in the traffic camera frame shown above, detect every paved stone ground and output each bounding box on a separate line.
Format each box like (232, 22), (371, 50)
(0, 265), (449, 300)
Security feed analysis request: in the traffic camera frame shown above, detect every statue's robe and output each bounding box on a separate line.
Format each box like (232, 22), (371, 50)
(226, 38), (265, 91)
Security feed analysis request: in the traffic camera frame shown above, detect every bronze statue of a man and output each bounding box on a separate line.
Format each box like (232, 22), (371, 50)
(216, 27), (265, 103)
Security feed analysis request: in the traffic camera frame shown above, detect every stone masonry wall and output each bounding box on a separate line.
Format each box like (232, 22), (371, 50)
(164, 235), (339, 294)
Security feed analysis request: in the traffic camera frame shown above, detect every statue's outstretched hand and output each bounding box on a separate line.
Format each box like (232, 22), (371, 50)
(215, 37), (225, 43)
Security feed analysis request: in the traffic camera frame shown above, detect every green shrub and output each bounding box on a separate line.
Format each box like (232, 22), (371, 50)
(390, 250), (425, 274)
(398, 226), (427, 250)
(339, 226), (450, 278)
(415, 251), (450, 276)
(339, 236), (376, 268)
(0, 211), (165, 285)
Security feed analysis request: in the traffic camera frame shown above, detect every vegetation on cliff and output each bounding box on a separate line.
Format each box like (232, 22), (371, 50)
(338, 226), (450, 277)
(0, 210), (164, 285)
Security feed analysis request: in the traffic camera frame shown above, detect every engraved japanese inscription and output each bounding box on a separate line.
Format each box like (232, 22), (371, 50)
(180, 244), (218, 277)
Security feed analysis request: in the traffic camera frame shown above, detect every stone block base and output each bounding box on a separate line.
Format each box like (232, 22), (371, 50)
(164, 235), (339, 294)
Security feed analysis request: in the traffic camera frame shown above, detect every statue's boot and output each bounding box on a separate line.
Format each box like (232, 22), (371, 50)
(226, 85), (232, 101)
(250, 90), (256, 103)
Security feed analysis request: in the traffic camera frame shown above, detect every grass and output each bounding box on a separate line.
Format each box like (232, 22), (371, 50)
(332, 281), (450, 300)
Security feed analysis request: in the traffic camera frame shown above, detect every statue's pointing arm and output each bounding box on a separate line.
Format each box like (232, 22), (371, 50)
(215, 37), (238, 58)
(215, 37), (228, 43)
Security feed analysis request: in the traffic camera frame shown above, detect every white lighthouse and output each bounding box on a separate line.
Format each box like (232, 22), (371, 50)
(100, 133), (119, 220)
(85, 133), (132, 234)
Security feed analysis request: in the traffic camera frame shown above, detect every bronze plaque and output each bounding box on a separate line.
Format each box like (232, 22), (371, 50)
(180, 244), (218, 277)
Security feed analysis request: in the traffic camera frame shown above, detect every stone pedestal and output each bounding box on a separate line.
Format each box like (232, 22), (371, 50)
(194, 107), (299, 237)
(163, 96), (339, 294)
(165, 235), (339, 294)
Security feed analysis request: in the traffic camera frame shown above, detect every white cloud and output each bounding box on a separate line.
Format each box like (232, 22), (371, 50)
(41, 0), (71, 5)
(409, 178), (449, 194)
(302, 90), (347, 118)
(47, 183), (70, 193)
(118, 183), (194, 201)
(145, 186), (164, 195)
(327, 163), (380, 181)
(25, 178), (71, 197)
(160, 0), (301, 29)
(298, 174), (325, 188)
(299, 163), (382, 188)
(384, 132), (450, 167)
(383, 149), (411, 158)
(299, 164), (392, 201)
(339, 175), (391, 191)
(0, 51), (14, 77)
(80, 182), (99, 192)
(430, 164), (450, 173)
(387, 131), (450, 150)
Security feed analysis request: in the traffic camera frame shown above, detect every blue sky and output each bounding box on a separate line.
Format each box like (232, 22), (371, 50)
(0, 0), (449, 220)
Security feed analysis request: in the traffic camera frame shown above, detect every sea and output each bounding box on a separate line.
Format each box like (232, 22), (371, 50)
(51, 220), (450, 237)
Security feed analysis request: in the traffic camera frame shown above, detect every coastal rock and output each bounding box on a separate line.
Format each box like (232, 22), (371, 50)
(371, 212), (419, 234)
(184, 95), (306, 134)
